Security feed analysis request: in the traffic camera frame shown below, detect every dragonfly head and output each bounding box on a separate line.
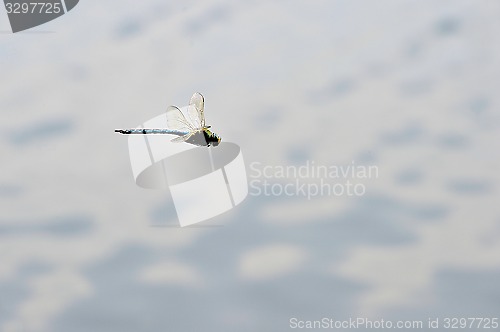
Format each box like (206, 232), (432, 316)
(210, 132), (221, 147)
(212, 134), (221, 147)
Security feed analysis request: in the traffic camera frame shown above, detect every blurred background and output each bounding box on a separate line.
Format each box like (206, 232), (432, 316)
(1, 0), (499, 331)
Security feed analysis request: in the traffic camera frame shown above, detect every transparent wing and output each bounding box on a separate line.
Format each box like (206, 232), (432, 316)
(188, 92), (205, 129)
(166, 106), (195, 133)
(170, 132), (193, 143)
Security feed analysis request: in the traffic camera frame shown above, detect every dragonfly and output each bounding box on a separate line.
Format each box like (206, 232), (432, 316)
(115, 92), (221, 147)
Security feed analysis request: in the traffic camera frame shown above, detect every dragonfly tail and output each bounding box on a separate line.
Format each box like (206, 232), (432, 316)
(114, 129), (187, 135)
(115, 129), (132, 134)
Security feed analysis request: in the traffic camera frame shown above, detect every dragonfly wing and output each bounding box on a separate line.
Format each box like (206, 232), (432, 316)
(166, 105), (195, 133)
(170, 132), (193, 143)
(188, 92), (205, 128)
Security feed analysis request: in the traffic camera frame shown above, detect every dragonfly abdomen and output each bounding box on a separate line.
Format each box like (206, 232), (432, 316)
(114, 129), (186, 136)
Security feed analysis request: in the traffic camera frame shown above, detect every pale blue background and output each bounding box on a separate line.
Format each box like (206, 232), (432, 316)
(1, 0), (499, 331)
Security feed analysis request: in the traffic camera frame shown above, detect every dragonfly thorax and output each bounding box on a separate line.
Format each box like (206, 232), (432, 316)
(203, 128), (221, 147)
